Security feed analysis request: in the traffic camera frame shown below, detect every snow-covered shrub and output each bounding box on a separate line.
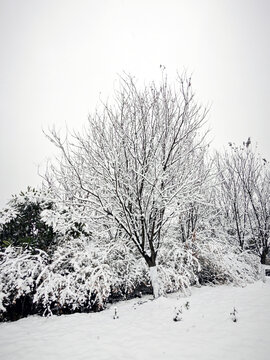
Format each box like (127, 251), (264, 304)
(157, 239), (201, 295)
(0, 246), (47, 317)
(192, 236), (260, 285)
(34, 238), (113, 315)
(106, 240), (149, 299)
(33, 236), (151, 315)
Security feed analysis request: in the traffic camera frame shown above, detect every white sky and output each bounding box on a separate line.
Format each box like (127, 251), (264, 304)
(0, 0), (269, 207)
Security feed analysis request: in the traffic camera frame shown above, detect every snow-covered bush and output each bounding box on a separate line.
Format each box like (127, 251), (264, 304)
(0, 246), (47, 317)
(32, 236), (148, 315)
(0, 208), (261, 322)
(192, 236), (260, 285)
(106, 240), (149, 299)
(157, 239), (201, 295)
(34, 238), (112, 315)
(32, 235), (153, 316)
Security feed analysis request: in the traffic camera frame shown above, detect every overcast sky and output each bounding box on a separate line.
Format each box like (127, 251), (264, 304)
(0, 0), (269, 207)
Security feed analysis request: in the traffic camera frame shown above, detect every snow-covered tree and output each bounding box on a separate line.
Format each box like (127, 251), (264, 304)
(215, 149), (251, 249)
(216, 142), (270, 264)
(45, 74), (209, 297)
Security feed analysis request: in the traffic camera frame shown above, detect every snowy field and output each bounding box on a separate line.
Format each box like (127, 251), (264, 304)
(0, 279), (269, 360)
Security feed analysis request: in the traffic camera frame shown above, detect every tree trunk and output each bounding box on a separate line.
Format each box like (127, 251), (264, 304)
(144, 253), (159, 298)
(261, 247), (268, 265)
(149, 265), (159, 298)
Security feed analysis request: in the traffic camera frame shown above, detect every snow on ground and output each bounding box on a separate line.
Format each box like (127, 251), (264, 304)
(0, 279), (269, 360)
